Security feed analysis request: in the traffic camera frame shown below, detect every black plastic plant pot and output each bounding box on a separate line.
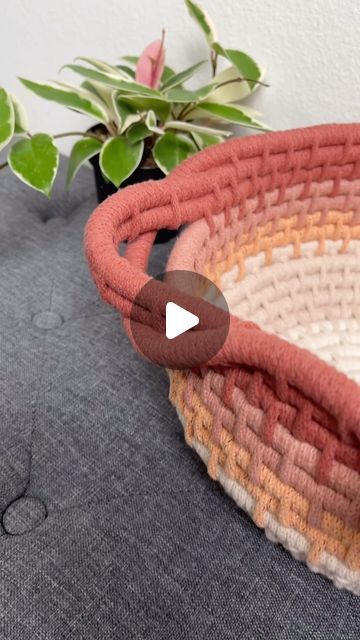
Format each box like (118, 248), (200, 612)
(89, 154), (178, 244)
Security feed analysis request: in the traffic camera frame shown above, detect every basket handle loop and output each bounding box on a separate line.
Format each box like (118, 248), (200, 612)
(85, 172), (227, 317)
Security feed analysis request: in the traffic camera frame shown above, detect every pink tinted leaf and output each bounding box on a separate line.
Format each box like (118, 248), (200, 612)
(135, 37), (165, 89)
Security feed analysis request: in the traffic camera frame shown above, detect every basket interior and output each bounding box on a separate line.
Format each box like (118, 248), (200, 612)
(218, 211), (360, 383)
(168, 179), (360, 383)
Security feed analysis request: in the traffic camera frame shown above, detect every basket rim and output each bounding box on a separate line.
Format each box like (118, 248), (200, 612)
(85, 123), (360, 446)
(171, 121), (360, 177)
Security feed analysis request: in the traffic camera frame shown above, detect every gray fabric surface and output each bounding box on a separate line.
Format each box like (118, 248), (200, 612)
(0, 160), (359, 640)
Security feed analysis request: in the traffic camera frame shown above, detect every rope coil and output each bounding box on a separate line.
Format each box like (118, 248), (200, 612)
(85, 123), (360, 593)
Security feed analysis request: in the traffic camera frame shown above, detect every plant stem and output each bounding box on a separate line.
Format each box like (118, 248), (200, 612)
(190, 132), (201, 151)
(177, 102), (195, 121)
(217, 77), (269, 89)
(210, 50), (218, 77)
(0, 161), (8, 170)
(180, 104), (196, 120)
(52, 131), (103, 141)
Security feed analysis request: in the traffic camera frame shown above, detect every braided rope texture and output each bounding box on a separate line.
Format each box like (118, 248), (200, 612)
(85, 124), (360, 594)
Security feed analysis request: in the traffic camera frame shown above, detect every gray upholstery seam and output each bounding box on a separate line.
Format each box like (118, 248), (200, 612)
(25, 276), (57, 494)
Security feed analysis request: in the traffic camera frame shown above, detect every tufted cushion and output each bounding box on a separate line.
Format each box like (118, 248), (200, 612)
(1, 159), (360, 639)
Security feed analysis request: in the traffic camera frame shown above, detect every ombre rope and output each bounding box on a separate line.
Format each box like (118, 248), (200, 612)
(86, 123), (360, 594)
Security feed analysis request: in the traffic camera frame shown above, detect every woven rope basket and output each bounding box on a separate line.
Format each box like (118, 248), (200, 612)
(85, 124), (360, 594)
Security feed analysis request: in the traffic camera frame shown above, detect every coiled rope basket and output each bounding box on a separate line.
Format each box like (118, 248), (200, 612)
(85, 124), (360, 594)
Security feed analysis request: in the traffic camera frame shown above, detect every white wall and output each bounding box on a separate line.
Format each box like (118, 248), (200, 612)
(2, 0), (360, 154)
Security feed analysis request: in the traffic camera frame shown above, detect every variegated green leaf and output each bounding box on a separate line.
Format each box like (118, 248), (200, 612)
(145, 110), (163, 135)
(153, 132), (196, 174)
(100, 136), (143, 187)
(75, 57), (132, 79)
(225, 50), (261, 90)
(161, 61), (206, 91)
(127, 122), (152, 144)
(212, 47), (261, 91)
(185, 102), (262, 120)
(160, 65), (176, 84)
(164, 120), (229, 137)
(206, 66), (253, 104)
(19, 78), (109, 124)
(8, 133), (59, 196)
(185, 0), (217, 44)
(9, 92), (28, 134)
(80, 80), (112, 107)
(164, 83), (216, 104)
(0, 87), (14, 151)
(64, 65), (162, 97)
(117, 96), (170, 122)
(112, 95), (141, 132)
(121, 56), (138, 64)
(51, 79), (113, 108)
(192, 131), (224, 149)
(116, 65), (136, 78)
(196, 102), (270, 131)
(66, 137), (102, 186)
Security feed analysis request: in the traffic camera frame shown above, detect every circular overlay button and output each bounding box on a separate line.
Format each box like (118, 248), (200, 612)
(129, 270), (230, 369)
(2, 497), (47, 535)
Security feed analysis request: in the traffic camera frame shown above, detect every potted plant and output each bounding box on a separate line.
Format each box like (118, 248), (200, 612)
(0, 0), (269, 242)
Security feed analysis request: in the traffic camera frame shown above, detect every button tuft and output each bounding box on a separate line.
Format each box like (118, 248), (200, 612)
(2, 497), (47, 535)
(32, 310), (63, 330)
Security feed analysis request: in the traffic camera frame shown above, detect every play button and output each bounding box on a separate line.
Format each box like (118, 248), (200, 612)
(129, 270), (230, 369)
(166, 302), (199, 339)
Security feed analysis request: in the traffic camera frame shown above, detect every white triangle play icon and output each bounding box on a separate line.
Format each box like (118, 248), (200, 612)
(166, 302), (199, 340)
